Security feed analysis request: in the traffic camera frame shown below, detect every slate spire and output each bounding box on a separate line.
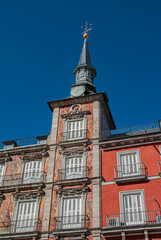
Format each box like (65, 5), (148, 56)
(70, 30), (97, 97)
(78, 39), (92, 66)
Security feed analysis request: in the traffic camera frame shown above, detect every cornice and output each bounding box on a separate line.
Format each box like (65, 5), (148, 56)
(0, 144), (48, 157)
(100, 132), (161, 150)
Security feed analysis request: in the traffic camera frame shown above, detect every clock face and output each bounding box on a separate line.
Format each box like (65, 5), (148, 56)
(70, 86), (85, 97)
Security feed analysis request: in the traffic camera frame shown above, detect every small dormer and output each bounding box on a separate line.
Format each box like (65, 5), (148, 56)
(3, 140), (17, 150)
(36, 135), (48, 144)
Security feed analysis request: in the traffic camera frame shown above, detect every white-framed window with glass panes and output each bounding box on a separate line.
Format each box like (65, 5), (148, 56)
(117, 150), (142, 178)
(62, 197), (82, 229)
(67, 119), (85, 140)
(119, 190), (146, 226)
(23, 160), (42, 184)
(65, 156), (83, 180)
(15, 201), (37, 233)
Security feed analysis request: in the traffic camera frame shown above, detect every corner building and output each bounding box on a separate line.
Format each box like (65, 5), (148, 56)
(0, 34), (161, 240)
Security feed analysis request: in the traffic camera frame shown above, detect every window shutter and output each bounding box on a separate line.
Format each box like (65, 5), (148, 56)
(0, 164), (4, 186)
(16, 201), (36, 232)
(123, 194), (143, 225)
(62, 198), (82, 229)
(121, 153), (139, 176)
(23, 161), (42, 184)
(67, 120), (84, 140)
(65, 157), (83, 179)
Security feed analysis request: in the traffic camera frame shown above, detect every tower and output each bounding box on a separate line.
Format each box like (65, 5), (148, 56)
(42, 23), (115, 240)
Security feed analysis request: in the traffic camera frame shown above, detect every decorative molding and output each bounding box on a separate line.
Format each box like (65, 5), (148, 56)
(21, 150), (48, 161)
(70, 104), (82, 112)
(56, 186), (90, 197)
(59, 146), (90, 156)
(0, 153), (12, 163)
(61, 110), (90, 120)
(13, 188), (45, 202)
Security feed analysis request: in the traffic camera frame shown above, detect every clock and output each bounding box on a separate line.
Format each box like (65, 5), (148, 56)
(70, 85), (85, 97)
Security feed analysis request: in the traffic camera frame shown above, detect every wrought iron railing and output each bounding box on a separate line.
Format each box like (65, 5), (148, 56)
(54, 215), (90, 230)
(158, 160), (161, 174)
(0, 171), (46, 187)
(0, 135), (48, 150)
(60, 130), (87, 142)
(58, 166), (89, 180)
(102, 122), (160, 140)
(0, 219), (40, 234)
(107, 210), (161, 228)
(114, 163), (147, 179)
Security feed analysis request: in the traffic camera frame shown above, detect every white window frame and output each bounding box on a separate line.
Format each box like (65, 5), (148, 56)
(15, 201), (37, 233)
(62, 197), (82, 229)
(117, 149), (141, 178)
(12, 194), (42, 234)
(22, 160), (42, 184)
(66, 119), (85, 140)
(119, 189), (146, 226)
(65, 156), (83, 180)
(60, 147), (88, 181)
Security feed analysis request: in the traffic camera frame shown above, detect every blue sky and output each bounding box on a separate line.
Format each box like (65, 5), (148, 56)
(0, 0), (161, 141)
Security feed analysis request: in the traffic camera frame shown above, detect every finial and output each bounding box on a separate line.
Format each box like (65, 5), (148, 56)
(81, 22), (92, 39)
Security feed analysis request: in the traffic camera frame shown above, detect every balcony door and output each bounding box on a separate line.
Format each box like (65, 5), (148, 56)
(120, 152), (140, 177)
(62, 198), (82, 229)
(67, 120), (84, 140)
(65, 157), (83, 179)
(15, 201), (36, 232)
(123, 193), (144, 225)
(23, 160), (42, 184)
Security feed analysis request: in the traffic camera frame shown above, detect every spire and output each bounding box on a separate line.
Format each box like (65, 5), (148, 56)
(70, 22), (97, 98)
(78, 39), (92, 66)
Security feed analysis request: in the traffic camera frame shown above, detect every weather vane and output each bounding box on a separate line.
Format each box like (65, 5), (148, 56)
(81, 22), (92, 39)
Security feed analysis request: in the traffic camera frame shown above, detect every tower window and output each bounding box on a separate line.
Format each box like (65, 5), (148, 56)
(67, 120), (85, 140)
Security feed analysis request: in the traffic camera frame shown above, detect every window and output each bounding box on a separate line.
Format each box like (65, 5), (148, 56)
(117, 150), (141, 177)
(23, 160), (42, 184)
(0, 164), (5, 186)
(62, 198), (82, 229)
(15, 201), (36, 232)
(120, 190), (146, 226)
(67, 120), (85, 140)
(65, 157), (83, 179)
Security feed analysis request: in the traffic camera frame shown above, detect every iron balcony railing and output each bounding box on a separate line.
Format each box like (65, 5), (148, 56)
(114, 163), (147, 179)
(0, 171), (46, 187)
(107, 210), (161, 228)
(102, 122), (160, 140)
(54, 215), (90, 230)
(0, 219), (40, 234)
(158, 160), (161, 174)
(58, 166), (89, 181)
(61, 129), (87, 142)
(0, 135), (48, 150)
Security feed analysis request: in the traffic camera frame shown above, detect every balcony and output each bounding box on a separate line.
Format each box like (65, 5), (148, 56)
(0, 171), (46, 191)
(0, 219), (40, 239)
(101, 122), (160, 141)
(59, 130), (88, 147)
(57, 166), (89, 186)
(53, 215), (90, 236)
(114, 163), (147, 183)
(106, 210), (161, 229)
(0, 135), (48, 150)
(158, 160), (161, 176)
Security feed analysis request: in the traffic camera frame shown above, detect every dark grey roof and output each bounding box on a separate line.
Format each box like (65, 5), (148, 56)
(78, 39), (92, 66)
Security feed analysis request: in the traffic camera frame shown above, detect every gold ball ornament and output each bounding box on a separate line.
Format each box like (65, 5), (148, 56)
(83, 33), (88, 39)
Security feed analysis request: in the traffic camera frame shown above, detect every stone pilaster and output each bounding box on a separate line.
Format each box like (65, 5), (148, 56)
(92, 100), (101, 237)
(42, 107), (59, 235)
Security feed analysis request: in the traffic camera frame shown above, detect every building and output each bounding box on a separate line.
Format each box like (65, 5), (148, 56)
(0, 27), (161, 240)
